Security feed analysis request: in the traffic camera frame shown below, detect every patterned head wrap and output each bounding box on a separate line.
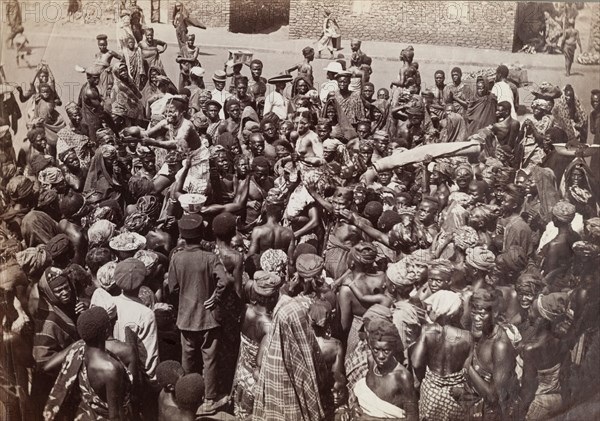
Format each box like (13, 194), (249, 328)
(99, 144), (117, 159)
(134, 249), (159, 273)
(295, 254), (324, 278)
(87, 219), (116, 247)
(97, 261), (117, 290)
(349, 242), (378, 266)
(363, 304), (393, 323)
(38, 167), (65, 187)
(260, 249), (288, 273)
(64, 102), (80, 115)
(584, 218), (600, 245)
(124, 212), (151, 234)
(532, 98), (553, 113)
(253, 270), (283, 297)
(453, 226), (480, 250)
(465, 247), (496, 272)
(425, 290), (462, 321)
(16, 245), (51, 277)
(136, 195), (161, 219)
(428, 259), (454, 277)
(537, 292), (570, 322)
(552, 200), (576, 223)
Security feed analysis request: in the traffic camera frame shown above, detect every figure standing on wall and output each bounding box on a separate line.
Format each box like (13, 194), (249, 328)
(173, 1), (206, 53)
(316, 9), (340, 59)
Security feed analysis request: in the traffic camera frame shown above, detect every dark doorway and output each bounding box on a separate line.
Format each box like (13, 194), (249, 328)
(229, 0), (290, 33)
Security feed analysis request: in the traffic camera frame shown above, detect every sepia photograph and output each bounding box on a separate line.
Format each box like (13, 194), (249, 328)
(0, 0), (599, 420)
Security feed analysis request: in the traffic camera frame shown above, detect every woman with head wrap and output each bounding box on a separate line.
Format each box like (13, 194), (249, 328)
(559, 157), (600, 219)
(233, 270), (282, 420)
(516, 93), (555, 171)
(253, 295), (327, 421)
(31, 267), (81, 414)
(58, 147), (86, 193)
(552, 84), (588, 143)
(56, 102), (93, 173)
(465, 246), (496, 290)
(38, 166), (68, 194)
(83, 144), (122, 203)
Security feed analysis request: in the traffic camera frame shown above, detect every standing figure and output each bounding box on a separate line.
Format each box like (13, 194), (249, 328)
(176, 34), (200, 92)
(139, 28), (167, 74)
(316, 9), (340, 59)
(561, 19), (582, 76)
(5, 0), (22, 49)
(128, 0), (146, 42)
(172, 1), (206, 52)
(94, 34), (123, 102)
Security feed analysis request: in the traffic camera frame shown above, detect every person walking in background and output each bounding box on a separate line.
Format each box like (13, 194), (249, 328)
(317, 9), (340, 59)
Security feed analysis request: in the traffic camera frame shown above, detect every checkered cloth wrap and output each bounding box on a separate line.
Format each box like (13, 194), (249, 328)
(419, 367), (467, 421)
(252, 296), (326, 421)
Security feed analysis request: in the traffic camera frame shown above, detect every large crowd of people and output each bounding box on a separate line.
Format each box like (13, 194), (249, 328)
(0, 2), (600, 421)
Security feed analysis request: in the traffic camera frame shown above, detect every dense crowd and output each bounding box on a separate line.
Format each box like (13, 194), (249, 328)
(1, 2), (600, 421)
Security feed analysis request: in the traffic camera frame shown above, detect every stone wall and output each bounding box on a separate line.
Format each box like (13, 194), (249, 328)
(290, 0), (517, 51)
(171, 0), (230, 27)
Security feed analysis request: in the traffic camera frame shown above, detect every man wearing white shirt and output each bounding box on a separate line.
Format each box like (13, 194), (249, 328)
(320, 61), (342, 104)
(491, 65), (517, 119)
(210, 70), (231, 119)
(264, 74), (293, 120)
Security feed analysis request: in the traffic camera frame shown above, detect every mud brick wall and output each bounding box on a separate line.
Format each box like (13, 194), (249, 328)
(290, 0), (517, 51)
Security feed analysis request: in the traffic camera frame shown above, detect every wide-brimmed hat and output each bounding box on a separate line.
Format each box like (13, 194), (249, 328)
(212, 70), (227, 82)
(334, 70), (352, 79)
(268, 74), (293, 85)
(323, 61), (343, 74)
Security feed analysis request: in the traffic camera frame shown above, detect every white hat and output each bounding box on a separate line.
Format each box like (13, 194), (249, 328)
(323, 61), (343, 74)
(190, 67), (205, 77)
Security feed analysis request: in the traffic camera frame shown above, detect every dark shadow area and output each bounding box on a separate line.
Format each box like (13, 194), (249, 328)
(229, 0), (290, 34)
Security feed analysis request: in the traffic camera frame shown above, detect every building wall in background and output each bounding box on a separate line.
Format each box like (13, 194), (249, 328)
(289, 0), (517, 51)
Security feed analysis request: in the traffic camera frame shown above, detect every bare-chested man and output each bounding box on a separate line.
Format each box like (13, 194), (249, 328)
(491, 101), (520, 151)
(465, 288), (519, 421)
(248, 198), (295, 260)
(353, 318), (418, 420)
(412, 290), (472, 421)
